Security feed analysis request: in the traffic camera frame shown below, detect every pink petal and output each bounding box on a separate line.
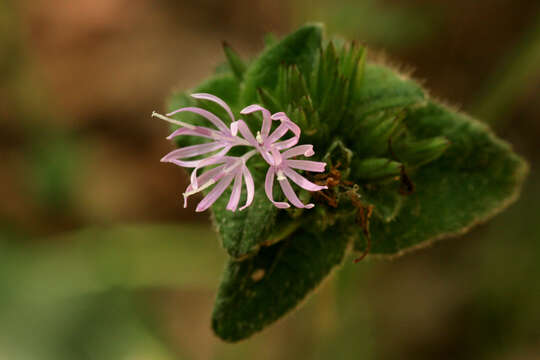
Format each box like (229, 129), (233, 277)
(168, 146), (230, 168)
(226, 172), (243, 211)
(285, 159), (326, 172)
(265, 116), (301, 148)
(264, 167), (290, 209)
(191, 93), (235, 123)
(282, 145), (315, 159)
(240, 104), (272, 138)
(239, 166), (254, 211)
(282, 167), (328, 192)
(166, 126), (214, 140)
(278, 176), (314, 209)
(270, 147), (283, 167)
(272, 137), (299, 151)
(230, 121), (239, 136)
(183, 164), (226, 207)
(236, 120), (259, 147)
(166, 107), (229, 134)
(271, 112), (301, 137)
(189, 155), (228, 189)
(264, 123), (289, 145)
(196, 173), (235, 212)
(160, 142), (223, 162)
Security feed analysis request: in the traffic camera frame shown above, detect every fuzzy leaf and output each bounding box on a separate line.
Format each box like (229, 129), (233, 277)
(241, 24), (323, 104)
(212, 227), (349, 342)
(210, 168), (279, 259)
(222, 42), (247, 80)
(355, 101), (528, 256)
(353, 63), (426, 117)
(358, 181), (404, 222)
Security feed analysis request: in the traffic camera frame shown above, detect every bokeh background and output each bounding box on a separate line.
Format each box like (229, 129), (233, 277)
(1, 0), (539, 359)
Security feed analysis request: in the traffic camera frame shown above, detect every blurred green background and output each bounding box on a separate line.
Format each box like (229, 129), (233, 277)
(1, 0), (539, 359)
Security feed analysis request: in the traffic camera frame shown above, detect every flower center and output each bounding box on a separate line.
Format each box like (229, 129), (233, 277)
(256, 131), (264, 145)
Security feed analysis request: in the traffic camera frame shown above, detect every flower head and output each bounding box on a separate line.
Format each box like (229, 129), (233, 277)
(154, 94), (327, 212)
(264, 145), (327, 209)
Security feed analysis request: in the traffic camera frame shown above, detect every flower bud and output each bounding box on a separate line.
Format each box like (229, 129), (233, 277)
(394, 136), (450, 167)
(352, 157), (402, 181)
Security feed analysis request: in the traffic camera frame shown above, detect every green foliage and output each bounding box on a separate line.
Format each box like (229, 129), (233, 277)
(212, 227), (349, 342)
(352, 63), (425, 117)
(211, 169), (279, 259)
(222, 42), (247, 80)
(354, 102), (528, 256)
(163, 24), (528, 342)
(241, 23), (323, 104)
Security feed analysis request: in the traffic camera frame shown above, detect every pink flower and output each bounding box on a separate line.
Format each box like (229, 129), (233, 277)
(154, 94), (327, 212)
(264, 145), (327, 209)
(183, 151), (256, 212)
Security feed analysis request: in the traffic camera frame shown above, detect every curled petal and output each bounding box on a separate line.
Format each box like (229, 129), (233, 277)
(167, 107), (229, 134)
(282, 145), (315, 159)
(166, 126), (214, 140)
(285, 159), (326, 172)
(191, 93), (235, 123)
(226, 172), (243, 211)
(264, 167), (290, 208)
(183, 164), (226, 207)
(265, 123), (289, 145)
(168, 146), (230, 169)
(240, 104), (272, 138)
(278, 176), (314, 209)
(270, 112), (301, 136)
(196, 173), (236, 212)
(189, 155), (228, 189)
(160, 142), (223, 162)
(236, 120), (259, 147)
(264, 113), (301, 149)
(240, 165), (254, 211)
(282, 167), (327, 192)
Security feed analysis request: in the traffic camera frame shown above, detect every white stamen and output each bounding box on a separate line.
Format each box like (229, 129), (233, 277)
(276, 170), (286, 181)
(183, 179), (215, 197)
(256, 131), (263, 144)
(152, 111), (196, 130)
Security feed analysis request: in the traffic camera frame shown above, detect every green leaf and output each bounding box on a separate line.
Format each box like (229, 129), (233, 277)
(212, 227), (349, 342)
(210, 168), (280, 259)
(241, 24), (323, 104)
(358, 181), (404, 222)
(355, 102), (528, 256)
(352, 62), (426, 117)
(222, 42), (247, 80)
